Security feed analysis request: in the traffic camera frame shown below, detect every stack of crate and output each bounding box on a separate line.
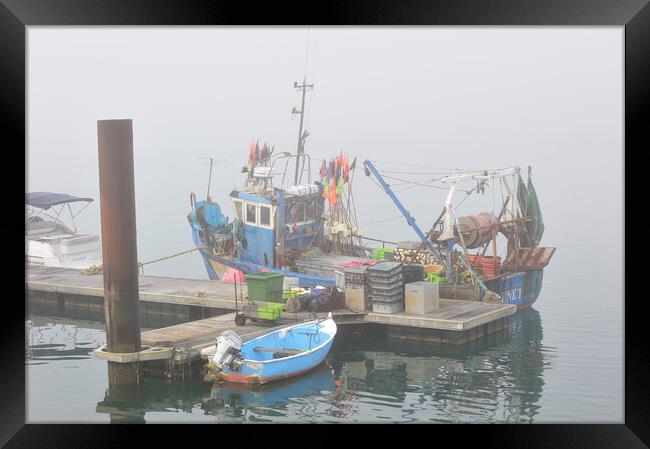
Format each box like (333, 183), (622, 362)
(402, 264), (425, 285)
(367, 261), (404, 313)
(344, 266), (370, 312)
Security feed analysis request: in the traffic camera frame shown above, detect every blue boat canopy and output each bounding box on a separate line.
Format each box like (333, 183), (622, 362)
(26, 192), (94, 210)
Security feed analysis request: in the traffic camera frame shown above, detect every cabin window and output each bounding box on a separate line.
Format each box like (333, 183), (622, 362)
(260, 205), (271, 227)
(246, 203), (257, 225)
(294, 203), (305, 223)
(306, 202), (315, 221)
(233, 200), (243, 220)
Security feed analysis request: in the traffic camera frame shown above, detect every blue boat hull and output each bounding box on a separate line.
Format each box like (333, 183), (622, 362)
(218, 318), (337, 385)
(485, 269), (544, 308)
(196, 229), (544, 308)
(197, 246), (337, 288)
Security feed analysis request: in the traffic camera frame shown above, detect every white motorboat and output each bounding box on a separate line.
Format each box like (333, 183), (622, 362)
(26, 192), (101, 269)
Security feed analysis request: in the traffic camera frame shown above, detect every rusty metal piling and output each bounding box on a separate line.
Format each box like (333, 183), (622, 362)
(97, 119), (142, 386)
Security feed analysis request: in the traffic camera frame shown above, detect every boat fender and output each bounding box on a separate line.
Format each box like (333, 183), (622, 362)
(199, 345), (216, 359)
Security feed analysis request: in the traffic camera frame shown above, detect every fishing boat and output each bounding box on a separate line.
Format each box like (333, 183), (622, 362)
(186, 79), (555, 309)
(361, 162), (556, 309)
(26, 192), (102, 269)
(429, 166), (555, 309)
(187, 78), (370, 290)
(202, 314), (337, 385)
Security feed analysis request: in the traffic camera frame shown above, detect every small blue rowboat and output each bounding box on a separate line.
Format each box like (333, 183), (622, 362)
(208, 314), (337, 385)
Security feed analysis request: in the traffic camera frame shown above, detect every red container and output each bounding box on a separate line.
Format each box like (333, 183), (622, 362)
(467, 255), (502, 276)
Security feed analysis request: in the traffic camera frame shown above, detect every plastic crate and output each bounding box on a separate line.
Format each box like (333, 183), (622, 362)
(345, 268), (368, 288)
(244, 300), (284, 320)
(368, 271), (403, 285)
(427, 272), (445, 284)
(368, 261), (403, 275)
(403, 264), (425, 284)
(370, 283), (404, 297)
(467, 255), (502, 276)
(246, 272), (284, 303)
(372, 248), (396, 261)
(283, 287), (306, 300)
(370, 291), (404, 303)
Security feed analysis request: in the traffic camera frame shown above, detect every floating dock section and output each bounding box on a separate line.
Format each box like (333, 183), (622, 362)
(27, 265), (516, 381)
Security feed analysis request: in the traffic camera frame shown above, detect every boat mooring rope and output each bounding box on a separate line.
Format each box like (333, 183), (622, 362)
(138, 246), (204, 271)
(80, 246), (205, 275)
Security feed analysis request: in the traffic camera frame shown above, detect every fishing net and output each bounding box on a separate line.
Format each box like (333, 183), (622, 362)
(517, 174), (544, 248)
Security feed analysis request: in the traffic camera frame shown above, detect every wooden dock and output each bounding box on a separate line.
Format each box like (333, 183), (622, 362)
(27, 265), (517, 380)
(27, 266), (242, 310)
(93, 311), (363, 381)
(140, 313), (294, 381)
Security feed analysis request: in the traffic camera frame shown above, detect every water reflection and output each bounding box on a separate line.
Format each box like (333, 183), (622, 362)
(96, 380), (208, 423)
(27, 309), (553, 423)
(27, 299), (195, 329)
(203, 363), (337, 421)
(329, 309), (551, 423)
(26, 316), (105, 363)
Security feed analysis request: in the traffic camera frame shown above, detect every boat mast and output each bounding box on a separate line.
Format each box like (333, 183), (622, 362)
(206, 157), (214, 201)
(292, 78), (313, 186)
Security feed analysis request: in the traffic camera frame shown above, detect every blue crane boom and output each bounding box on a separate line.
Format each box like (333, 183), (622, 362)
(362, 160), (443, 262)
(363, 159), (497, 299)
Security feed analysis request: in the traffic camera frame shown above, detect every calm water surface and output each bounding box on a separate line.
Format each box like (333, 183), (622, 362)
(26, 225), (623, 423)
(26, 288), (622, 424)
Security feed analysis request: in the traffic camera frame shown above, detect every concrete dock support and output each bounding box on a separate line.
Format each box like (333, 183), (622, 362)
(97, 119), (142, 386)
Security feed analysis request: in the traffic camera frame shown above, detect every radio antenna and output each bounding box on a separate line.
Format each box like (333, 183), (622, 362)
(292, 28), (314, 186)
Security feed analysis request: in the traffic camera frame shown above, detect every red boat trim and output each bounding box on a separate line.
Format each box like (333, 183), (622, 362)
(219, 365), (320, 385)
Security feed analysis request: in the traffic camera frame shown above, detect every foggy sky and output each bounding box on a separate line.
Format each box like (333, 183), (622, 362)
(27, 27), (622, 280)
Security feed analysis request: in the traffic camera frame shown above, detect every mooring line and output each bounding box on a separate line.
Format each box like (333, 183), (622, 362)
(81, 246), (206, 275)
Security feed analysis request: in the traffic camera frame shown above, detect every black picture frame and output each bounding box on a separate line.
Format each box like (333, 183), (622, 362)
(2, 0), (647, 446)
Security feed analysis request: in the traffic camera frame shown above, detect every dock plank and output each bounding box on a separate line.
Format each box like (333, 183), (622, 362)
(27, 265), (240, 309)
(141, 313), (279, 347)
(28, 265), (516, 344)
(365, 299), (515, 331)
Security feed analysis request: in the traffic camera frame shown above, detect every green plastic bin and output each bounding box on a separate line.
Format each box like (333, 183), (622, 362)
(246, 301), (284, 320)
(372, 248), (395, 261)
(246, 272), (285, 303)
(427, 272), (444, 284)
(283, 288), (304, 300)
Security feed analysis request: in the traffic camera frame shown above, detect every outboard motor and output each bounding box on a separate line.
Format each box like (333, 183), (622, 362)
(211, 330), (243, 371)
